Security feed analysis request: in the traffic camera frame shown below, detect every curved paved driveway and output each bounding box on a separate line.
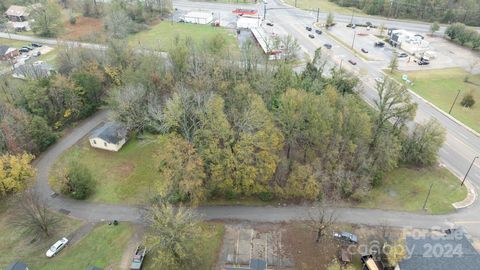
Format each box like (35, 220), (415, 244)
(33, 111), (480, 237)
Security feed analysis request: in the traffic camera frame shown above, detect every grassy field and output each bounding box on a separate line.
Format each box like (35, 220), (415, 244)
(36, 223), (133, 270)
(284, 0), (363, 14)
(50, 135), (165, 204)
(129, 21), (238, 51)
(359, 166), (467, 214)
(394, 68), (480, 133)
(0, 37), (28, 48)
(0, 202), (82, 269)
(192, 0), (256, 3)
(142, 222), (225, 270)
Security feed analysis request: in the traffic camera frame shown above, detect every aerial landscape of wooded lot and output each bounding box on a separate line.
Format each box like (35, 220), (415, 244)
(0, 0), (479, 269)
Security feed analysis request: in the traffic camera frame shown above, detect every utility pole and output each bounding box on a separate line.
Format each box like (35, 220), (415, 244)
(462, 156), (479, 186)
(351, 30), (356, 48)
(423, 183), (434, 210)
(350, 7), (355, 24)
(448, 89), (461, 114)
(316, 8), (319, 23)
(263, 3), (267, 20)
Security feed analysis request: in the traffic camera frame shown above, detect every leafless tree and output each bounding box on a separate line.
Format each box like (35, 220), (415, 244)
(306, 202), (337, 242)
(12, 189), (59, 237)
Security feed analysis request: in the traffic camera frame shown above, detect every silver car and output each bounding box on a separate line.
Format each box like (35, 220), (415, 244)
(46, 237), (69, 257)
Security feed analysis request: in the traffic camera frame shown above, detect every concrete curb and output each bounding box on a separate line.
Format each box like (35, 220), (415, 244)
(452, 180), (477, 209)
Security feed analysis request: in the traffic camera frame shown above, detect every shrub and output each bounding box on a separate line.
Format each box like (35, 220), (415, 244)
(461, 93), (475, 108)
(258, 191), (274, 202)
(61, 162), (95, 199)
(69, 16), (77, 25)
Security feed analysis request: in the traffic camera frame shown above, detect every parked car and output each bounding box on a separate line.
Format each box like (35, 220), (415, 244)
(374, 41), (385, 47)
(361, 48), (368, 53)
(308, 34), (315, 39)
(315, 29), (322, 35)
(323, 43), (332, 49)
(398, 52), (408, 58)
(334, 231), (358, 244)
(130, 245), (147, 270)
(348, 59), (357, 65)
(31, 43), (42, 47)
(34, 51), (41, 57)
(19, 48), (29, 53)
(266, 20), (274, 26)
(22, 46), (33, 51)
(418, 60), (430, 65)
(46, 237), (69, 257)
(305, 26), (312, 31)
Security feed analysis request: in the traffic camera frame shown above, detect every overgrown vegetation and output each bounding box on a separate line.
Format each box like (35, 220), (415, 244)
(445, 23), (480, 49)
(329, 0), (480, 26)
(61, 162), (95, 200)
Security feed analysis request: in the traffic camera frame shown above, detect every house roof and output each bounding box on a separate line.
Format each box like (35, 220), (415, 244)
(13, 62), (54, 79)
(90, 122), (127, 144)
(4, 5), (29, 17)
(399, 230), (480, 270)
(6, 261), (28, 270)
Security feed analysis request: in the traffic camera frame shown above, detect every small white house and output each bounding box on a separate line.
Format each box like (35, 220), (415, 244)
(183, 11), (213, 24)
(89, 122), (128, 152)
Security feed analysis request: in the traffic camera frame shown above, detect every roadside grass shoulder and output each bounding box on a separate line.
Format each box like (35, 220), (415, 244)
(128, 21), (238, 52)
(0, 205), (82, 269)
(49, 134), (165, 205)
(284, 0), (363, 15)
(36, 223), (134, 270)
(358, 166), (467, 214)
(391, 68), (480, 133)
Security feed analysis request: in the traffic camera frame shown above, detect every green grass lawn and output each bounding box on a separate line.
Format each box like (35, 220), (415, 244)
(359, 166), (467, 214)
(129, 22), (238, 52)
(192, 0), (256, 3)
(142, 222), (225, 270)
(393, 68), (480, 133)
(0, 204), (82, 269)
(36, 223), (134, 270)
(0, 37), (28, 48)
(285, 0), (363, 14)
(50, 135), (165, 204)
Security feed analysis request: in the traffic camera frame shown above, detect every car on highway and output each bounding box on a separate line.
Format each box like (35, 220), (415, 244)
(305, 26), (312, 31)
(315, 29), (322, 35)
(308, 34), (315, 39)
(348, 59), (357, 65)
(334, 231), (358, 244)
(361, 48), (368, 53)
(374, 41), (385, 47)
(31, 43), (42, 47)
(398, 52), (408, 58)
(323, 43), (332, 49)
(46, 237), (69, 257)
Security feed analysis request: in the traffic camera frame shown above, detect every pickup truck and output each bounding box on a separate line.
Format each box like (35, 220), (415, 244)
(130, 245), (147, 270)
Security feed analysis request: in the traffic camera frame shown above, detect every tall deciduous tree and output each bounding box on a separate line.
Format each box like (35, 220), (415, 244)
(30, 0), (64, 37)
(145, 203), (205, 270)
(0, 153), (35, 198)
(388, 53), (399, 73)
(430, 21), (440, 36)
(401, 119), (445, 166)
(155, 135), (206, 205)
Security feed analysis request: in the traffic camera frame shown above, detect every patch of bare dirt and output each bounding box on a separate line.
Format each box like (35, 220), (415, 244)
(63, 16), (105, 42)
(119, 224), (146, 270)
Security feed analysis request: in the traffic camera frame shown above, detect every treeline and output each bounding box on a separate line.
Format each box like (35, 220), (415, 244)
(445, 23), (480, 49)
(329, 0), (480, 26)
(99, 35), (445, 203)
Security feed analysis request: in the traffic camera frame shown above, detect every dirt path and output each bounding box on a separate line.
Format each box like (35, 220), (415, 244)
(119, 224), (146, 270)
(67, 221), (96, 246)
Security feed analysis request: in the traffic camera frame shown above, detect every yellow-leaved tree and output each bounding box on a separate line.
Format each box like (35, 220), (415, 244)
(0, 153), (35, 198)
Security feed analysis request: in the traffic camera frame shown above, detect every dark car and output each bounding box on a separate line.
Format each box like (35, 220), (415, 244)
(334, 231), (358, 244)
(418, 60), (430, 65)
(305, 26), (312, 31)
(348, 59), (357, 65)
(266, 21), (274, 26)
(323, 43), (332, 49)
(398, 52), (408, 58)
(361, 48), (368, 53)
(22, 46), (33, 50)
(31, 43), (42, 47)
(374, 41), (385, 47)
(19, 48), (29, 53)
(308, 34), (315, 39)
(315, 29), (322, 35)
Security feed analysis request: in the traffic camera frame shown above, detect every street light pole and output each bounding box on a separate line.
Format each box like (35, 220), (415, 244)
(422, 183), (434, 210)
(462, 156), (479, 186)
(448, 89), (461, 114)
(263, 3), (267, 20)
(350, 8), (355, 24)
(351, 30), (356, 48)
